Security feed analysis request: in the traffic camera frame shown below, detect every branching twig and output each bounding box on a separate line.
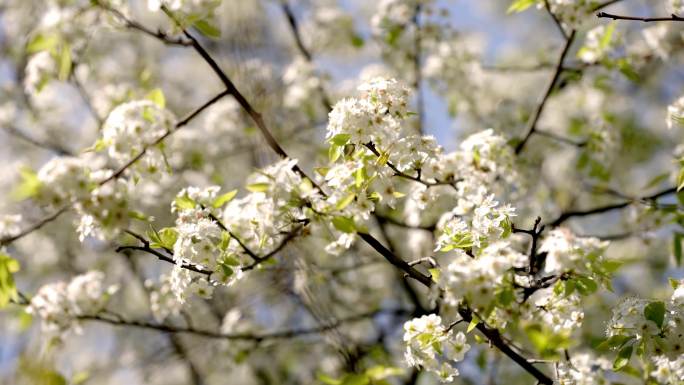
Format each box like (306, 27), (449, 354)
(95, 1), (192, 46)
(515, 30), (576, 154)
(280, 1), (332, 111)
(547, 186), (677, 227)
(597, 11), (684, 22)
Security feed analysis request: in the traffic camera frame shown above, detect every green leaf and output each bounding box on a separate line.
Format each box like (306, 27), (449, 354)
(0, 252), (20, 308)
(467, 316), (479, 333)
(674, 233), (683, 266)
(597, 335), (634, 351)
(336, 193), (356, 211)
(156, 228), (178, 249)
(145, 88), (166, 108)
(213, 189), (238, 208)
(194, 19), (221, 38)
(332, 216), (356, 233)
(26, 33), (60, 54)
(365, 366), (403, 380)
(507, 0), (536, 14)
(428, 268), (441, 283)
(57, 43), (71, 81)
(599, 22), (616, 50)
(341, 374), (369, 385)
(246, 183), (269, 193)
(613, 344), (633, 371)
(329, 144), (343, 163)
(317, 373), (343, 385)
(174, 195), (196, 210)
(643, 301), (666, 329)
(329, 134), (351, 146)
(642, 172), (669, 190)
(350, 34), (364, 48)
(574, 276), (598, 295)
(11, 167), (42, 201)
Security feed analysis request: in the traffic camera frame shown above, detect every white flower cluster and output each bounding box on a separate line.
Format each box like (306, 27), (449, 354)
(32, 156), (131, 241)
(27, 271), (118, 336)
(147, 0), (219, 15)
(170, 186), (239, 302)
(145, 273), (183, 322)
(438, 242), (526, 327)
(301, 3), (359, 51)
(419, 129), (519, 213)
(327, 77), (411, 147)
(225, 159), (317, 251)
(651, 355), (684, 384)
(556, 352), (612, 385)
(36, 156), (92, 207)
(529, 289), (584, 334)
(607, 283), (684, 361)
(668, 94), (684, 129)
(537, 0), (601, 28)
(24, 51), (56, 95)
(539, 228), (608, 276)
(403, 314), (470, 383)
(102, 100), (177, 174)
(435, 194), (515, 252)
(0, 214), (22, 238)
(670, 0), (684, 15)
(578, 25), (617, 64)
(282, 58), (325, 110)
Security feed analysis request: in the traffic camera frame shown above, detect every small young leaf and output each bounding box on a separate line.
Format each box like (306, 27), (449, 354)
(613, 344), (633, 371)
(643, 301), (666, 329)
(246, 183), (269, 193)
(332, 216), (356, 233)
(213, 189), (238, 208)
(145, 88), (166, 108)
(336, 193), (356, 211)
(194, 19), (221, 38)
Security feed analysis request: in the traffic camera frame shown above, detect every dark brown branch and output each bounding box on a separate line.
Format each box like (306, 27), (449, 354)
(547, 186), (677, 227)
(95, 1), (192, 46)
(458, 307), (552, 384)
(242, 224), (307, 270)
(280, 1), (333, 111)
(597, 11), (684, 22)
(1, 125), (74, 155)
(515, 30), (576, 154)
(543, 0), (568, 39)
(116, 245), (213, 275)
(535, 130), (587, 147)
(513, 217), (546, 274)
(0, 206), (69, 247)
(78, 308), (408, 342)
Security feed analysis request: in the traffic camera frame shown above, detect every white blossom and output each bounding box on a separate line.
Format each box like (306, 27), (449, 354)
(102, 100), (176, 174)
(668, 95), (684, 129)
(403, 314), (470, 382)
(27, 271), (118, 336)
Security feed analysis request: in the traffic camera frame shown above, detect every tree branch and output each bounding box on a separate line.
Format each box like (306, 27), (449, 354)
(597, 11), (684, 22)
(547, 186), (677, 227)
(515, 30), (576, 154)
(280, 0), (333, 111)
(78, 308), (408, 342)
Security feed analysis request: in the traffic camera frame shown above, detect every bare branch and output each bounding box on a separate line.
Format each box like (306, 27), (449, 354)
(515, 30), (576, 154)
(597, 11), (684, 22)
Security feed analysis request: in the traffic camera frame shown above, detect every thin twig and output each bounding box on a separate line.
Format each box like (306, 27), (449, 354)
(547, 186), (677, 227)
(515, 30), (576, 154)
(597, 11), (684, 22)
